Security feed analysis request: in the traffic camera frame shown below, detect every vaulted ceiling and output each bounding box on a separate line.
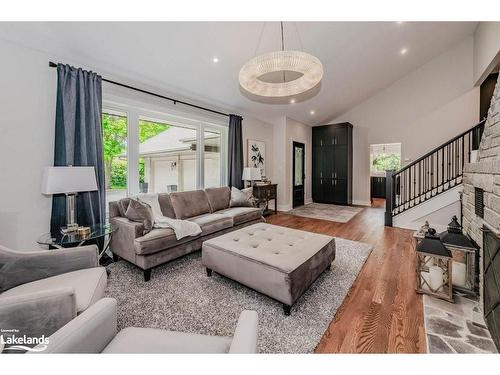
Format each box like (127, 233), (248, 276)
(0, 22), (478, 125)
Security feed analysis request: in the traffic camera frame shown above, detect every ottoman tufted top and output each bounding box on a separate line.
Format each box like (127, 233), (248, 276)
(202, 222), (334, 273)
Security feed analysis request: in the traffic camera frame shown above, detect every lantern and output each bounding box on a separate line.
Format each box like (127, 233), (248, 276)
(439, 215), (479, 296)
(416, 234), (453, 302)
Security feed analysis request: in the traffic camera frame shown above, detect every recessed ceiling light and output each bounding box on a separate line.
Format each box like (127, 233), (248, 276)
(290, 98), (296, 104)
(212, 57), (219, 63)
(396, 21), (404, 24)
(310, 110), (315, 115)
(400, 48), (408, 55)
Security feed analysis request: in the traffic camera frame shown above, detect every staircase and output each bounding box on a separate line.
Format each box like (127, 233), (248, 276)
(385, 119), (485, 227)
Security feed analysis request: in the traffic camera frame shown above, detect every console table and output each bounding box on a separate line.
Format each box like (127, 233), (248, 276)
(253, 183), (278, 216)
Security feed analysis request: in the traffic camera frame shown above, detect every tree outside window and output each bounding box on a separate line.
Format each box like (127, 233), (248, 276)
(102, 113), (169, 190)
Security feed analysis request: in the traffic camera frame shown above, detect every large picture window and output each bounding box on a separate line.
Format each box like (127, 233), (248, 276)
(102, 111), (128, 208)
(103, 101), (227, 206)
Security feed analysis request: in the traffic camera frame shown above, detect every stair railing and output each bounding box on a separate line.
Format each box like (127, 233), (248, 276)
(385, 120), (485, 226)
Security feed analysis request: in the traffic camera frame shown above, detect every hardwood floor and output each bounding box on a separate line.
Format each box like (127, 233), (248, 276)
(266, 198), (426, 353)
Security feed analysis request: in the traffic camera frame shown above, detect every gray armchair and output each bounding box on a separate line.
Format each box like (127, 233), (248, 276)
(33, 298), (259, 353)
(0, 245), (107, 351)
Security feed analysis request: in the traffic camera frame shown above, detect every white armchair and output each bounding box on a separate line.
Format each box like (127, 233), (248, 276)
(33, 298), (259, 353)
(0, 244), (107, 352)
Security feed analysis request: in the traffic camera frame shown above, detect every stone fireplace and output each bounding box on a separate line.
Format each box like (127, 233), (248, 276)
(462, 73), (500, 350)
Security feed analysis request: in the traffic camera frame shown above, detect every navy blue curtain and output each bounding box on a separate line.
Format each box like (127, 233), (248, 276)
(228, 114), (244, 189)
(50, 64), (105, 232)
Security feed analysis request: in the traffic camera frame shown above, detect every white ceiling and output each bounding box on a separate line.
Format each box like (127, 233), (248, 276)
(0, 22), (478, 125)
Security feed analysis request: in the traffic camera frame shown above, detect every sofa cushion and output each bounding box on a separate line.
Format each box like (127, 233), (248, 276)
(0, 267), (107, 314)
(216, 207), (263, 226)
(124, 199), (154, 235)
(117, 198), (132, 217)
(205, 187), (231, 212)
(170, 190), (211, 219)
(188, 213), (233, 236)
(230, 187), (254, 207)
(102, 327), (232, 353)
(134, 228), (198, 255)
(158, 193), (176, 218)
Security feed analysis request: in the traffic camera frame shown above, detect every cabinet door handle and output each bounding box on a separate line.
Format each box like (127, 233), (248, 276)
(320, 172), (323, 178)
(320, 139), (323, 146)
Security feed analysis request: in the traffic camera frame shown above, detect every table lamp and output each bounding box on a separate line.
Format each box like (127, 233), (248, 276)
(41, 166), (98, 232)
(242, 167), (261, 187)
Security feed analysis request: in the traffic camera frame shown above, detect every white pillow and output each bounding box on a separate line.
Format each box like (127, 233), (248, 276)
(230, 187), (254, 207)
(137, 193), (163, 219)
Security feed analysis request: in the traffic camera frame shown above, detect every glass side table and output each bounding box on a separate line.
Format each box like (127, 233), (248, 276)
(37, 223), (116, 261)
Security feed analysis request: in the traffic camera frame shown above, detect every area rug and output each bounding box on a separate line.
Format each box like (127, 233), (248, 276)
(287, 203), (363, 223)
(105, 237), (373, 353)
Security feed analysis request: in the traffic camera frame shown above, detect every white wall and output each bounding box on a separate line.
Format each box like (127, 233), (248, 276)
(473, 22), (500, 85)
(241, 116), (275, 184)
(0, 39), (56, 250)
(328, 37), (480, 205)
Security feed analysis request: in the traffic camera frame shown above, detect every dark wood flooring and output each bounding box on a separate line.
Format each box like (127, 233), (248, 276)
(266, 198), (426, 353)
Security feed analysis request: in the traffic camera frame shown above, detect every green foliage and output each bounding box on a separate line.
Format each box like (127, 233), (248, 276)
(110, 159), (127, 190)
(372, 153), (401, 172)
(102, 114), (169, 189)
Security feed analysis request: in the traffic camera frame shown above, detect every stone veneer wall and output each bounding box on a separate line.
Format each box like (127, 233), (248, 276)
(462, 74), (500, 303)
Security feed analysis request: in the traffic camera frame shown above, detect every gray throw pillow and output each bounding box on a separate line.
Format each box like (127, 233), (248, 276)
(124, 199), (154, 235)
(230, 187), (254, 207)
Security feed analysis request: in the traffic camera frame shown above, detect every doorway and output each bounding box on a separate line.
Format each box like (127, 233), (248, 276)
(293, 141), (305, 208)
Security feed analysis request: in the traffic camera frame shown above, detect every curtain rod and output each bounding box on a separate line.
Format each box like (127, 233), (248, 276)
(49, 61), (231, 118)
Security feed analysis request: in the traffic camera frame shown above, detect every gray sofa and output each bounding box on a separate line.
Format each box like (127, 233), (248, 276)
(0, 245), (107, 351)
(109, 186), (264, 281)
(32, 298), (259, 353)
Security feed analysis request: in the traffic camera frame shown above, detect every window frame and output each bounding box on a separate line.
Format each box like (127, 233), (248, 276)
(102, 96), (228, 196)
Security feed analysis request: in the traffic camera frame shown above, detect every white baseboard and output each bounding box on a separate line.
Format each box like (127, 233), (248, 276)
(277, 204), (293, 212)
(352, 200), (371, 207)
(305, 197), (313, 204)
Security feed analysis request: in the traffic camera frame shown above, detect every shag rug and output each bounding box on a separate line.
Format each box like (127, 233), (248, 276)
(105, 237), (373, 353)
(287, 203), (362, 223)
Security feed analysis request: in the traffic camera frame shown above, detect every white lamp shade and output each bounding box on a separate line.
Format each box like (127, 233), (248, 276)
(41, 166), (98, 195)
(242, 167), (262, 181)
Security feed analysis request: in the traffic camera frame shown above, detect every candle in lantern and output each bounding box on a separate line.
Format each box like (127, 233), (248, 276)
(452, 261), (466, 288)
(429, 265), (444, 292)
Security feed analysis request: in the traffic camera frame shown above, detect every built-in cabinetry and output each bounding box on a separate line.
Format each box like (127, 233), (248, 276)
(312, 123), (353, 205)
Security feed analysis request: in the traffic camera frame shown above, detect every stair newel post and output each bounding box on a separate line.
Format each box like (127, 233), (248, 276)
(385, 170), (395, 227)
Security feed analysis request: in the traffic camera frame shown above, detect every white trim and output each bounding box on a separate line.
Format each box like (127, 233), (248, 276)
(277, 204), (293, 212)
(353, 199), (372, 206)
(305, 197), (313, 204)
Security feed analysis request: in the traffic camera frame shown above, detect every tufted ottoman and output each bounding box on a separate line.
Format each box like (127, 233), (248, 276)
(202, 222), (335, 315)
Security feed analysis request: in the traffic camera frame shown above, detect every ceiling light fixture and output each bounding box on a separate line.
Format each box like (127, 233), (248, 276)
(400, 48), (408, 55)
(310, 110), (315, 115)
(212, 57), (219, 63)
(290, 98), (296, 104)
(239, 22), (323, 99)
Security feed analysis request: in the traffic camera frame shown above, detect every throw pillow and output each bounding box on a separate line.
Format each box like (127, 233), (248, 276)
(124, 199), (154, 235)
(230, 187), (254, 207)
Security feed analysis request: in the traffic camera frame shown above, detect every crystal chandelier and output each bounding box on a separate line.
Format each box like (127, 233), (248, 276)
(239, 22), (323, 100)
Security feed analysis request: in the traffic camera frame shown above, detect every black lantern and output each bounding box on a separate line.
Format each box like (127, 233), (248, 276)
(416, 233), (453, 302)
(439, 215), (478, 296)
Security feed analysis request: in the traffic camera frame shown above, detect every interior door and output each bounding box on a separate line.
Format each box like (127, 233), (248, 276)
(293, 141), (306, 208)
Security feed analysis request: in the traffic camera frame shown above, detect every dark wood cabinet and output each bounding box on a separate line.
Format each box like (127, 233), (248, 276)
(312, 123), (353, 205)
(371, 176), (386, 198)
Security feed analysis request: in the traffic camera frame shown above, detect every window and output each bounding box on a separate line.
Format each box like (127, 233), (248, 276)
(102, 100), (228, 202)
(139, 119), (197, 193)
(102, 111), (128, 208)
(204, 129), (222, 188)
(370, 143), (401, 175)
